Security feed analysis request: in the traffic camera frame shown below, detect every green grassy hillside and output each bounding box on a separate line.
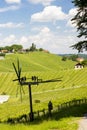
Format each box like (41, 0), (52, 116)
(0, 52), (76, 72)
(0, 52), (86, 130)
(0, 68), (87, 121)
(0, 68), (87, 95)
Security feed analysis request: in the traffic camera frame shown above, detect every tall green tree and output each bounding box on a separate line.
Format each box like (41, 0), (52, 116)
(71, 0), (87, 52)
(11, 44), (23, 52)
(4, 46), (13, 52)
(29, 43), (36, 52)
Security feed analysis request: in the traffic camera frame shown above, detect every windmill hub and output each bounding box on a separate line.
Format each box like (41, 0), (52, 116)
(20, 77), (26, 82)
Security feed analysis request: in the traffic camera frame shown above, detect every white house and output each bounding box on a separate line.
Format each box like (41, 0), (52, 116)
(75, 63), (83, 69)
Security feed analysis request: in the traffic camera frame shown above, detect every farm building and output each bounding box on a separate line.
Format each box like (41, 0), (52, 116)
(74, 63), (83, 69)
(0, 49), (8, 53)
(76, 57), (84, 62)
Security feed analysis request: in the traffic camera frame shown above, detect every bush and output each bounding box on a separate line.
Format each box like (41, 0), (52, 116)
(35, 100), (40, 103)
(1, 92), (6, 95)
(0, 53), (5, 57)
(62, 56), (67, 61)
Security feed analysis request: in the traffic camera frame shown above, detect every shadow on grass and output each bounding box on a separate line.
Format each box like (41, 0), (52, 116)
(33, 103), (87, 124)
(3, 99), (87, 125)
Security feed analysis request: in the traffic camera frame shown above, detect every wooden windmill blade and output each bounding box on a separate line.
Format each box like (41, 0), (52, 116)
(12, 59), (25, 101)
(12, 59), (23, 83)
(17, 58), (22, 81)
(12, 62), (19, 80)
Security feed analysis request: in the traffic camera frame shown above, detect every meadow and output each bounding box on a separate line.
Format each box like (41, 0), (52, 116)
(0, 52), (87, 130)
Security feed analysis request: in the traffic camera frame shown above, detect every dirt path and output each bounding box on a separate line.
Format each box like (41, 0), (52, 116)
(78, 114), (87, 130)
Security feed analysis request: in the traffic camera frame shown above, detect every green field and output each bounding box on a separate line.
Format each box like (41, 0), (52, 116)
(0, 52), (76, 72)
(0, 52), (87, 130)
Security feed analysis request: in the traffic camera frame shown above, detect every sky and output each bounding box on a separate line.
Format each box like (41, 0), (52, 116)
(0, 0), (81, 54)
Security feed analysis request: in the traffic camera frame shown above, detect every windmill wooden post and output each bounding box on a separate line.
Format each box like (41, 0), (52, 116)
(21, 76), (41, 121)
(28, 83), (34, 121)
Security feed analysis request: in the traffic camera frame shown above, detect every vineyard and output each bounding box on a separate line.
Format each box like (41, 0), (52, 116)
(0, 52), (87, 129)
(0, 52), (76, 72)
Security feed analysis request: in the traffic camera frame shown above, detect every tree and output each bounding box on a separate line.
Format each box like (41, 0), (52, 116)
(81, 60), (87, 67)
(29, 43), (36, 52)
(39, 48), (44, 51)
(69, 54), (78, 61)
(11, 44), (23, 52)
(0, 47), (3, 51)
(4, 46), (13, 52)
(62, 56), (67, 61)
(71, 0), (87, 52)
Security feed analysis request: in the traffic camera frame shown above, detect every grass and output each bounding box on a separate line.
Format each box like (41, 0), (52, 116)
(0, 84), (87, 122)
(0, 68), (87, 95)
(0, 117), (78, 130)
(0, 52), (87, 129)
(0, 116), (79, 130)
(0, 52), (76, 72)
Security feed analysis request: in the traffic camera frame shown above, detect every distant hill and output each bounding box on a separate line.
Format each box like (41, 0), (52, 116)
(59, 54), (87, 59)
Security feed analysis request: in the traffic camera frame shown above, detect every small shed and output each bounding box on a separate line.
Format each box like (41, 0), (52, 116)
(75, 63), (83, 69)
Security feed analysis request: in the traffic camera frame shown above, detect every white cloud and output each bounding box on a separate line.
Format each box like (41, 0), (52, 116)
(67, 20), (76, 27)
(40, 26), (50, 33)
(0, 22), (24, 28)
(3, 35), (17, 45)
(67, 8), (77, 28)
(0, 27), (79, 53)
(31, 27), (42, 32)
(31, 6), (68, 23)
(28, 0), (55, 6)
(20, 36), (28, 43)
(68, 8), (77, 17)
(56, 26), (61, 29)
(0, 33), (2, 36)
(29, 27), (52, 43)
(0, 6), (19, 12)
(5, 0), (21, 4)
(21, 27), (78, 53)
(64, 29), (76, 33)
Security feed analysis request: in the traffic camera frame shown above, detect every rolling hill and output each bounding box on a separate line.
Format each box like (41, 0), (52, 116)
(0, 51), (76, 72)
(0, 51), (87, 123)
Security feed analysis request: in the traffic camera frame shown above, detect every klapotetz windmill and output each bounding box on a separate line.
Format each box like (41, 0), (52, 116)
(13, 59), (62, 121)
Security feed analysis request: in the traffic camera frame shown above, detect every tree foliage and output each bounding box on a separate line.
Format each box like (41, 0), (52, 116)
(69, 54), (78, 61)
(71, 0), (87, 52)
(11, 44), (23, 52)
(0, 44), (23, 52)
(0, 43), (47, 53)
(29, 43), (36, 52)
(62, 56), (67, 61)
(81, 60), (87, 67)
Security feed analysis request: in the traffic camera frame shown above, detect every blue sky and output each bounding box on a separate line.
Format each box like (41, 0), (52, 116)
(0, 0), (80, 54)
